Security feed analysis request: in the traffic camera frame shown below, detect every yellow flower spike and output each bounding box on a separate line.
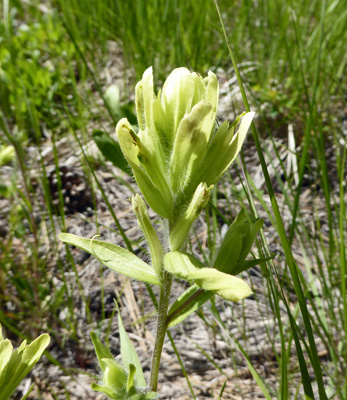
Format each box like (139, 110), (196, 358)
(118, 68), (252, 222)
(169, 183), (213, 251)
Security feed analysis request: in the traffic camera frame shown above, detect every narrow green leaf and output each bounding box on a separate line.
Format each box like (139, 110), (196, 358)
(238, 218), (264, 265)
(118, 311), (146, 388)
(90, 331), (114, 373)
(213, 220), (243, 274)
(20, 383), (35, 400)
(167, 331), (196, 399)
(126, 364), (136, 392)
(91, 382), (119, 398)
(236, 339), (273, 400)
(167, 285), (214, 327)
(164, 252), (252, 302)
(93, 129), (131, 174)
(131, 194), (164, 280)
(59, 233), (161, 286)
(233, 255), (275, 275)
(0, 339), (13, 390)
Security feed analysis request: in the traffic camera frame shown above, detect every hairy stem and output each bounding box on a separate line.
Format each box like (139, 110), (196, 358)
(149, 271), (172, 392)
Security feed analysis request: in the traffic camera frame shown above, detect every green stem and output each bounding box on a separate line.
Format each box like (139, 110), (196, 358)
(149, 271), (172, 392)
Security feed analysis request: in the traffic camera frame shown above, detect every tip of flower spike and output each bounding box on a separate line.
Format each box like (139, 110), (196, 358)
(143, 66), (153, 77)
(162, 67), (192, 102)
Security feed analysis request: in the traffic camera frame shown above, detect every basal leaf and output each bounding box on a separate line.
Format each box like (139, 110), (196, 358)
(233, 255), (275, 275)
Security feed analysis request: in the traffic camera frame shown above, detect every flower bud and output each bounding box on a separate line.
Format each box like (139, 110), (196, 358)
(131, 194), (164, 280)
(186, 112), (255, 199)
(169, 183), (213, 251)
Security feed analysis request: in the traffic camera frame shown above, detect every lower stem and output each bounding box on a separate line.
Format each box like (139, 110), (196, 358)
(149, 271), (172, 392)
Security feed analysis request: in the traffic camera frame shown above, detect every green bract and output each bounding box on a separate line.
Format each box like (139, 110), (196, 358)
(116, 67), (255, 222)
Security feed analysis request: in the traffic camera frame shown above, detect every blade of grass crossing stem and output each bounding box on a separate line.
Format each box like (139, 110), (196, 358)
(209, 300), (274, 399)
(213, 1), (327, 399)
(235, 338), (273, 400)
(236, 156), (288, 397)
(167, 331), (196, 400)
(339, 144), (347, 399)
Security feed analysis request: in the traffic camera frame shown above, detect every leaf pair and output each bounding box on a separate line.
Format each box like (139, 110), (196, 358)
(60, 209), (270, 328)
(166, 210), (273, 326)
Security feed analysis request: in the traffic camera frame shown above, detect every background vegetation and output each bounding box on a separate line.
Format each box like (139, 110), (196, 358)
(0, 0), (346, 398)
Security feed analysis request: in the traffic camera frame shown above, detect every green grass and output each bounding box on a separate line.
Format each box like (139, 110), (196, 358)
(0, 0), (346, 398)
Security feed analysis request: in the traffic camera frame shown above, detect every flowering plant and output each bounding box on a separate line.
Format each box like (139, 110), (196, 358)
(60, 67), (264, 396)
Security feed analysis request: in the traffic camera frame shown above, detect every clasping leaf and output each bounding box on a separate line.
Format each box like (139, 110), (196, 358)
(59, 233), (161, 286)
(164, 251), (252, 302)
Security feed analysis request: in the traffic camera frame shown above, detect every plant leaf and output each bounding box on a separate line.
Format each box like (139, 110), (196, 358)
(91, 382), (120, 399)
(59, 233), (161, 286)
(167, 285), (214, 327)
(233, 255), (275, 275)
(164, 252), (252, 302)
(118, 311), (146, 388)
(90, 331), (114, 373)
(131, 194), (164, 280)
(93, 129), (131, 174)
(126, 364), (136, 392)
